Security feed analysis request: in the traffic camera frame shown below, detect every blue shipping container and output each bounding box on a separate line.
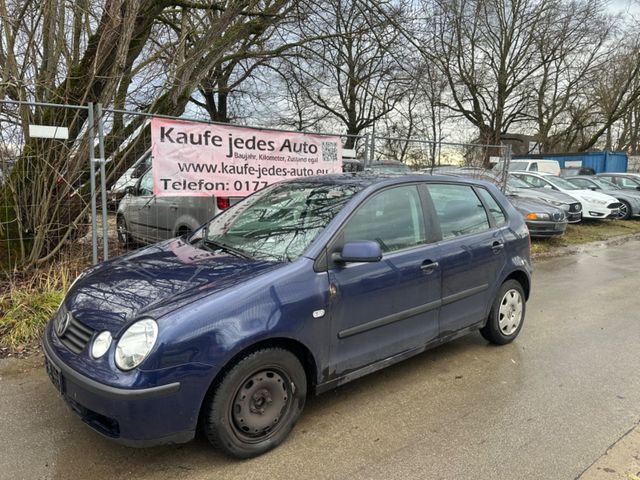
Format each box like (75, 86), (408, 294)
(512, 151), (628, 173)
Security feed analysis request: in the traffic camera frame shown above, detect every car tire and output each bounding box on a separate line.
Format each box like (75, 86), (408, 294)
(617, 200), (632, 220)
(480, 279), (526, 345)
(116, 215), (133, 247)
(203, 348), (307, 459)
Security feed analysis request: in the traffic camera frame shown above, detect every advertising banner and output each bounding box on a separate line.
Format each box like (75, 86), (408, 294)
(151, 118), (343, 197)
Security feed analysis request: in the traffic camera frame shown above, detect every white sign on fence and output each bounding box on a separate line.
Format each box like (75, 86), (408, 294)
(28, 125), (69, 140)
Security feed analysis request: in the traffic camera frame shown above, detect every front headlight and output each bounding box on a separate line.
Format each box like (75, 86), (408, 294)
(526, 212), (551, 221)
(115, 319), (158, 371)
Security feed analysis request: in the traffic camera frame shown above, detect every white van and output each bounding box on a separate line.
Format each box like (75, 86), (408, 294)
(495, 159), (561, 176)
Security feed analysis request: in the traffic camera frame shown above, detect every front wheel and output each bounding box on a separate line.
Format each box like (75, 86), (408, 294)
(203, 348), (307, 458)
(617, 200), (632, 220)
(480, 280), (526, 345)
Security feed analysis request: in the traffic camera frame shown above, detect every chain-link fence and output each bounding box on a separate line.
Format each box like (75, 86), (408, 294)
(1, 100), (510, 286)
(0, 100), (100, 288)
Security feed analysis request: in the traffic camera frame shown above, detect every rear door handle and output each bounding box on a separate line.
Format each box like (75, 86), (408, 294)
(420, 261), (439, 273)
(492, 241), (504, 253)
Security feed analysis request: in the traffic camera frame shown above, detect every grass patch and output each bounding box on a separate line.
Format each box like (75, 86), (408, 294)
(0, 267), (71, 349)
(532, 218), (640, 255)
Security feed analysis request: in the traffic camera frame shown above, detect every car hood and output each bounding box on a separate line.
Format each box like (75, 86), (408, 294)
(566, 189), (618, 204)
(511, 187), (577, 206)
(64, 239), (283, 332)
(507, 195), (564, 217)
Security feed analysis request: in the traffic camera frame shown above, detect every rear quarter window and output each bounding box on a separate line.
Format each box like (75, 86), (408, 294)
(476, 188), (507, 226)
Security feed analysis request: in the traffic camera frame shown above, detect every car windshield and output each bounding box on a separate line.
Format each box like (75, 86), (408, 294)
(591, 177), (618, 189)
(202, 181), (362, 262)
(506, 176), (532, 189)
(544, 176), (580, 190)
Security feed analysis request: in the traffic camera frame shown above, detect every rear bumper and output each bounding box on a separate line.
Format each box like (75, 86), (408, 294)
(43, 324), (215, 447)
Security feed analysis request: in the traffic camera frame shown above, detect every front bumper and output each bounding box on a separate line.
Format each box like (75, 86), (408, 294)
(43, 324), (214, 447)
(582, 203), (620, 219)
(526, 219), (568, 238)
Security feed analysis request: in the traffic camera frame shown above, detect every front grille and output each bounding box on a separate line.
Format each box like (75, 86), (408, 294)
(608, 202), (622, 209)
(59, 313), (95, 354)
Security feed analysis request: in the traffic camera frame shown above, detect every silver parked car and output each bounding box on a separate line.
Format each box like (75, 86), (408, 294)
(116, 168), (241, 246)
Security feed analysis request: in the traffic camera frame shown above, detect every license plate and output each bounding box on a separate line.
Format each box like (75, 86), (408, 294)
(554, 222), (564, 230)
(45, 356), (65, 394)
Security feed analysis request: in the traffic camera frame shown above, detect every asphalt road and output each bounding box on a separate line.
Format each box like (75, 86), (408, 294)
(2, 240), (640, 480)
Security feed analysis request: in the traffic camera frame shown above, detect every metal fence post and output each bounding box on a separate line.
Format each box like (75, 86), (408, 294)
(369, 130), (376, 165)
(363, 133), (370, 167)
(96, 103), (109, 261)
(87, 103), (98, 265)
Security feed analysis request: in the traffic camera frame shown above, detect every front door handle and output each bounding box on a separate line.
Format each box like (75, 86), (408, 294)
(420, 260), (439, 273)
(170, 203), (178, 210)
(492, 241), (504, 253)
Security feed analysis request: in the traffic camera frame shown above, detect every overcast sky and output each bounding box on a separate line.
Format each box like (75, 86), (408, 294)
(608, 0), (640, 13)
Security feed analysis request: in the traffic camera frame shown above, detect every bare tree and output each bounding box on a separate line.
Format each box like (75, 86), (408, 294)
(0, 0), (294, 268)
(282, 0), (408, 149)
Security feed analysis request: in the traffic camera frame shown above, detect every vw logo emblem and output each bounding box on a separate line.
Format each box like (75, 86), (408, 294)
(56, 312), (71, 337)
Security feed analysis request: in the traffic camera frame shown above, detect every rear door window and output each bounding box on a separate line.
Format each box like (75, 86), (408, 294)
(427, 184), (490, 239)
(342, 185), (426, 253)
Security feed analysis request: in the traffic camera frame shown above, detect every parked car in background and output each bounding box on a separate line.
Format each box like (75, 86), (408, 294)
(108, 151), (152, 209)
(560, 167), (595, 177)
(44, 174), (531, 458)
(446, 169), (568, 237)
(116, 167), (241, 246)
(511, 172), (620, 220)
(505, 174), (583, 223)
(366, 159), (412, 173)
(596, 173), (640, 191)
(566, 176), (640, 220)
(495, 159), (561, 176)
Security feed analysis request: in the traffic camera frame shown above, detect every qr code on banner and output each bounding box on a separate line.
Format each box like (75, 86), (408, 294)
(321, 141), (338, 162)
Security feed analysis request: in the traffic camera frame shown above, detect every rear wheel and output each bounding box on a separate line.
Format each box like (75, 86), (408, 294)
(480, 280), (526, 345)
(617, 200), (632, 220)
(203, 348), (307, 458)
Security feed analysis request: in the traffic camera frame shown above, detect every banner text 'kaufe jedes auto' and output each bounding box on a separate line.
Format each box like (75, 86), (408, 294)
(151, 118), (343, 197)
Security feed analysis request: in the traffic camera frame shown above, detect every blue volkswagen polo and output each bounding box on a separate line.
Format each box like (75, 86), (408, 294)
(44, 174), (532, 458)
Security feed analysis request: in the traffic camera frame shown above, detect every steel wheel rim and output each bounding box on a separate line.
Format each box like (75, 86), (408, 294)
(230, 368), (293, 443)
(618, 203), (628, 219)
(498, 289), (523, 336)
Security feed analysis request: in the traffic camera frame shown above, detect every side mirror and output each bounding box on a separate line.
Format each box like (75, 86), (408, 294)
(333, 240), (382, 263)
(590, 187), (597, 191)
(124, 185), (135, 196)
(636, 186), (640, 191)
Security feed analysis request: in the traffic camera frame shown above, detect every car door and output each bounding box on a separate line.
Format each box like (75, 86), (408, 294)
(426, 183), (507, 335)
(327, 184), (441, 377)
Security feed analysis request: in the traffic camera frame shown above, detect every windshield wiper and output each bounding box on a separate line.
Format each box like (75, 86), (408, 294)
(203, 238), (253, 260)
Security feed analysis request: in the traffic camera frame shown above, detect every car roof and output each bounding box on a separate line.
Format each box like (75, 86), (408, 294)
(282, 173), (495, 189)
